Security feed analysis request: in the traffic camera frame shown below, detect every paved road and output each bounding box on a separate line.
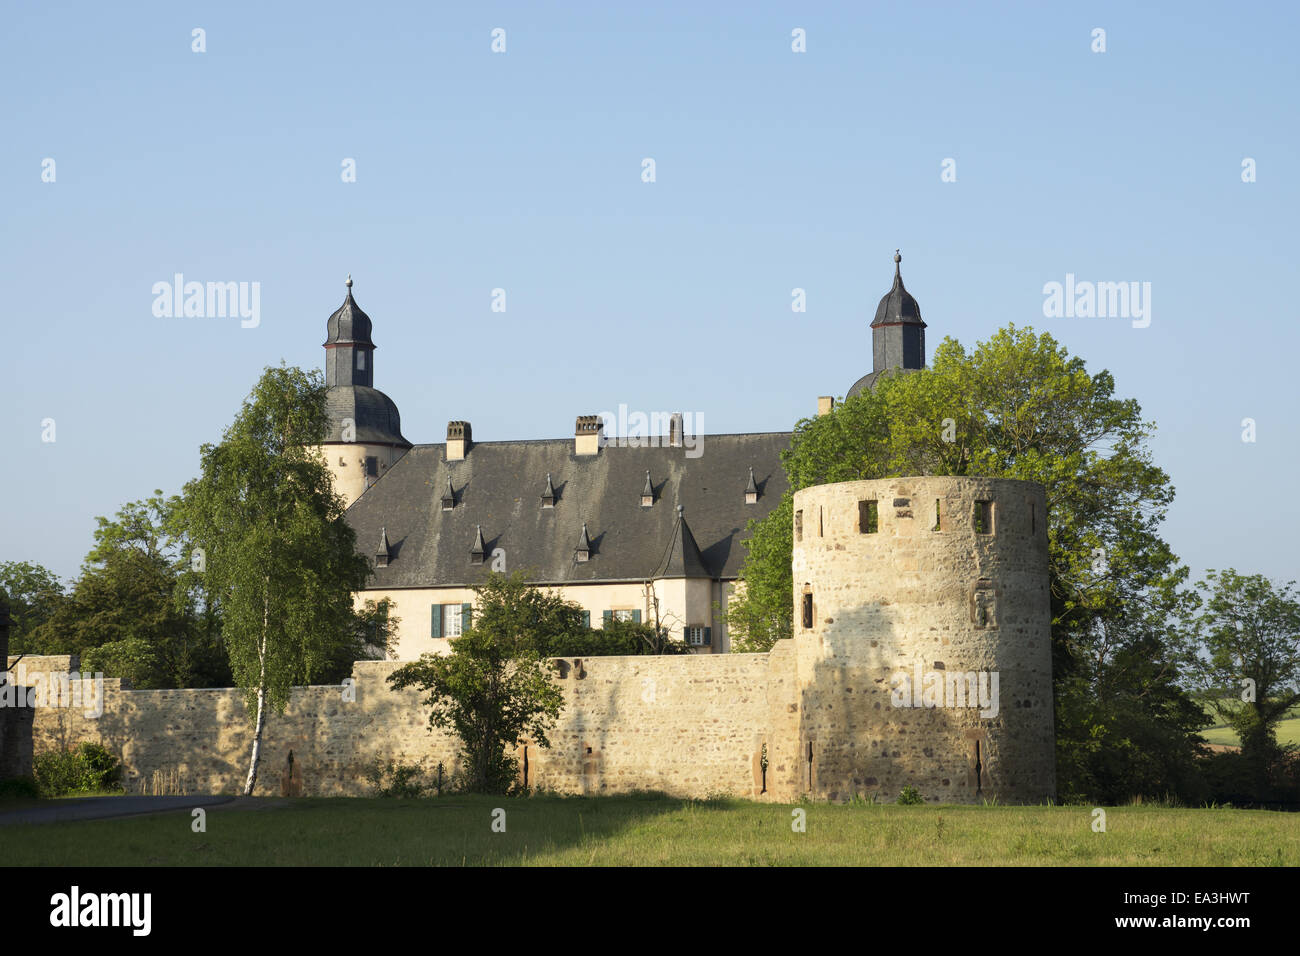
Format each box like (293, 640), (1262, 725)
(0, 794), (237, 826)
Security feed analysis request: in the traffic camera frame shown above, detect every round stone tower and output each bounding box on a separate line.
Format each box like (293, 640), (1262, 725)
(318, 276), (411, 508)
(786, 476), (1055, 804)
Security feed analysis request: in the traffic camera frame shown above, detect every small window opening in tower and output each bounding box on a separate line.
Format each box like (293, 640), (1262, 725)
(818, 506), (824, 536)
(794, 510), (803, 541)
(356, 350), (366, 371)
(933, 498), (941, 531)
(806, 741), (814, 792)
(974, 739), (983, 794)
(974, 500), (994, 535)
(859, 499), (879, 534)
(802, 592), (813, 629)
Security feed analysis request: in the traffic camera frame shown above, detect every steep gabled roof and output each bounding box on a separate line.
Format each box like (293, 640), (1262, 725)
(345, 433), (790, 587)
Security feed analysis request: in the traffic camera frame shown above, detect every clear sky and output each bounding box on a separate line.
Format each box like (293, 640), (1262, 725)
(3, 1), (1297, 586)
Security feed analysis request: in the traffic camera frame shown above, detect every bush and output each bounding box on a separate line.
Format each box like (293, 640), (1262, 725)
(32, 743), (124, 797)
(537, 619), (694, 657)
(0, 776), (41, 800)
(896, 786), (924, 805)
(364, 760), (427, 798)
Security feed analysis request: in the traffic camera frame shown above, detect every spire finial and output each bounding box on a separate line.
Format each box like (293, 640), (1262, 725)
(345, 274), (353, 289)
(677, 504), (684, 517)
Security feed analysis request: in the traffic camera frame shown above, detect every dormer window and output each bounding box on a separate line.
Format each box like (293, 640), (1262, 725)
(641, 471), (654, 508)
(441, 477), (456, 511)
(541, 473), (556, 509)
(744, 466), (759, 505)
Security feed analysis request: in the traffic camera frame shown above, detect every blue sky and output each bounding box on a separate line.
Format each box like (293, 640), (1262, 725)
(3, 1), (1297, 586)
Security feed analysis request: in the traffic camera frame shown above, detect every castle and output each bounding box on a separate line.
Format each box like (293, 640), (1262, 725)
(323, 252), (928, 660)
(2, 254), (1057, 804)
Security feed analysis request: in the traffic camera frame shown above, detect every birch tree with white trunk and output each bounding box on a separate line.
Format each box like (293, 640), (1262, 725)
(176, 364), (370, 796)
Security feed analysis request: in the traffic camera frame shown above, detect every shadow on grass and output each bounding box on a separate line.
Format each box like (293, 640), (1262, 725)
(0, 789), (737, 866)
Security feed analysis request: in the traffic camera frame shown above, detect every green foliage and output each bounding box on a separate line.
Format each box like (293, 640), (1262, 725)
(0, 776), (41, 800)
(32, 742), (123, 797)
(175, 365), (368, 709)
(0, 561), (66, 653)
(728, 494), (794, 653)
(317, 598), (399, 684)
(364, 759), (427, 798)
(897, 786), (924, 805)
(388, 572), (567, 794)
(21, 493), (232, 689)
(537, 616), (692, 657)
(1188, 569), (1300, 799)
(727, 324), (1206, 802)
(174, 364), (371, 792)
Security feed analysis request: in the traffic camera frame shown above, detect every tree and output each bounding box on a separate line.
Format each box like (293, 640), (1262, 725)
(1190, 569), (1300, 796)
(388, 572), (568, 793)
(175, 364), (370, 795)
(727, 325), (1206, 801)
(0, 561), (67, 654)
(25, 493), (231, 689)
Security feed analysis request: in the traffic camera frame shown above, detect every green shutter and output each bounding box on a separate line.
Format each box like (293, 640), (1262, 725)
(703, 627), (712, 646)
(461, 603), (472, 630)
(430, 604), (442, 639)
(602, 610), (613, 625)
(582, 611), (591, 629)
(631, 610), (641, 623)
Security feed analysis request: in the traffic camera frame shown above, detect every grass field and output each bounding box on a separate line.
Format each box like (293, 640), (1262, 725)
(4, 794), (1297, 866)
(1200, 713), (1300, 747)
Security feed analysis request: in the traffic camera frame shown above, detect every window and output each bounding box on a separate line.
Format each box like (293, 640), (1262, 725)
(444, 605), (462, 637)
(430, 603), (472, 638)
(974, 500), (994, 535)
(794, 510), (803, 541)
(933, 498), (942, 531)
(356, 350), (366, 371)
(859, 499), (879, 534)
(365, 456), (379, 478)
(602, 609), (641, 625)
(802, 592), (813, 629)
(685, 626), (712, 647)
(581, 610), (591, 629)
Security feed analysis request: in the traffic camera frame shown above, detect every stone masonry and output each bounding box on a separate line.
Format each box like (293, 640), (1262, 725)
(5, 476), (1056, 804)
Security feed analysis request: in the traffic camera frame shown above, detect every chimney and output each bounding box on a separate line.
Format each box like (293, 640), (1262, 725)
(817, 396), (835, 417)
(447, 421), (472, 461)
(575, 415), (603, 456)
(668, 412), (684, 447)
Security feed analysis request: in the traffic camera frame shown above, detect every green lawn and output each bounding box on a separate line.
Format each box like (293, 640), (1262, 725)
(1200, 713), (1300, 747)
(4, 795), (1297, 866)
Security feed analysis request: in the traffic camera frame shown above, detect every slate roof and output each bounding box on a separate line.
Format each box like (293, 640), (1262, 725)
(324, 385), (411, 447)
(872, 254), (926, 328)
(345, 433), (791, 588)
(324, 281), (374, 346)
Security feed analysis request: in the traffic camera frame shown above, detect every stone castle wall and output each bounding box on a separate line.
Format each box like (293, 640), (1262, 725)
(4, 476), (1056, 804)
(7, 653), (780, 799)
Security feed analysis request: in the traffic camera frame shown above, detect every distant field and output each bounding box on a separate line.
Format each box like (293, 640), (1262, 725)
(1199, 704), (1300, 748)
(3, 795), (1296, 866)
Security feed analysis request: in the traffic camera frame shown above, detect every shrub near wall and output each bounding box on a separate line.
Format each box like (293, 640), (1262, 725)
(33, 742), (124, 797)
